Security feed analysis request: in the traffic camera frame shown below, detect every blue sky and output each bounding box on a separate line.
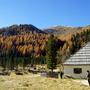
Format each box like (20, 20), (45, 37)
(0, 0), (90, 29)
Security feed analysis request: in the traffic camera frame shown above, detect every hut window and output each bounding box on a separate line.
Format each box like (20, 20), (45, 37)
(73, 68), (82, 74)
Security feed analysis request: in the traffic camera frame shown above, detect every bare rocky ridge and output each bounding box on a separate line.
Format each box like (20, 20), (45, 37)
(44, 26), (82, 35)
(44, 26), (90, 35)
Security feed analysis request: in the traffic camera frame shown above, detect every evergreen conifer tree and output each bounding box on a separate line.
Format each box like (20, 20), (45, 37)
(46, 35), (57, 72)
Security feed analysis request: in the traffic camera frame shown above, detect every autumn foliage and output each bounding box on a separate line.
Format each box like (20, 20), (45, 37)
(0, 24), (90, 71)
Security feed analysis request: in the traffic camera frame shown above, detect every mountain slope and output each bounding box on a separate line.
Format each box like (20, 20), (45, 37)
(0, 24), (46, 36)
(44, 26), (83, 35)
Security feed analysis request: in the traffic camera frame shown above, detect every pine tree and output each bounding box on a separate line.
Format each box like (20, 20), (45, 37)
(46, 35), (57, 72)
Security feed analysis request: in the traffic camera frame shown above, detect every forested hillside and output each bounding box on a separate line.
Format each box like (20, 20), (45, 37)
(0, 24), (90, 71)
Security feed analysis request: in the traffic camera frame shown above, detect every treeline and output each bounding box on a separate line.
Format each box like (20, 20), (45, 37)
(57, 29), (90, 63)
(0, 32), (64, 71)
(0, 33), (48, 70)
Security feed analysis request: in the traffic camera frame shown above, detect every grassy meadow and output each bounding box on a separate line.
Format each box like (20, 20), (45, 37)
(0, 73), (89, 90)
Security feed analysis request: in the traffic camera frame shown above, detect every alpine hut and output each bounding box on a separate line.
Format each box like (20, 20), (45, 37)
(64, 43), (90, 78)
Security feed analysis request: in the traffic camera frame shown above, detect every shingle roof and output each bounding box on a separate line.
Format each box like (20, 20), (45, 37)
(64, 42), (90, 65)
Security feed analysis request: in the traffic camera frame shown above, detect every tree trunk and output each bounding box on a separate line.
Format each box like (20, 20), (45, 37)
(51, 69), (53, 73)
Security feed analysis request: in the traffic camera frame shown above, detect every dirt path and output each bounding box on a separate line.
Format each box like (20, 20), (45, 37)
(73, 80), (89, 86)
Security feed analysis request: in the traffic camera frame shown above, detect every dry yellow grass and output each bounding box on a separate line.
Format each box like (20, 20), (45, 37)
(0, 73), (89, 90)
